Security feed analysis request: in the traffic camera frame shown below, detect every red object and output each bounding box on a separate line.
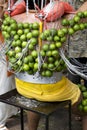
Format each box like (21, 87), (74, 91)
(35, 1), (75, 22)
(61, 1), (75, 13)
(11, 1), (26, 16)
(43, 1), (64, 22)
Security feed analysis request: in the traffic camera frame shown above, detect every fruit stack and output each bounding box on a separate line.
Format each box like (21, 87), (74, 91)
(1, 14), (67, 77)
(1, 11), (87, 77)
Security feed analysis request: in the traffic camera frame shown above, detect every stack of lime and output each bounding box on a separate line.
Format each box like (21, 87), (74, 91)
(1, 11), (87, 77)
(61, 11), (87, 35)
(2, 14), (40, 75)
(40, 28), (67, 77)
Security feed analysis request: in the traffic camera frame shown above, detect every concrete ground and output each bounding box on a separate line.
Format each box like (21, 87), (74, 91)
(6, 108), (82, 130)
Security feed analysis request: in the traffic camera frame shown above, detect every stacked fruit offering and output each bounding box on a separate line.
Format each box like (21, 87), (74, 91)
(40, 28), (67, 77)
(1, 10), (87, 77)
(1, 14), (66, 77)
(2, 14), (40, 74)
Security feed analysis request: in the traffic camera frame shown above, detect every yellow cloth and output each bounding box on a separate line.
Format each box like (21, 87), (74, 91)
(15, 76), (81, 105)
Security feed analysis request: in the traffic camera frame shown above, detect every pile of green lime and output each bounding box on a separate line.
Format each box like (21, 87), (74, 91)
(40, 28), (67, 77)
(2, 14), (40, 75)
(61, 11), (87, 35)
(1, 11), (87, 77)
(78, 84), (87, 113)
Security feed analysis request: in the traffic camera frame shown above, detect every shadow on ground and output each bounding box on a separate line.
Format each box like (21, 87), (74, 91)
(6, 108), (82, 130)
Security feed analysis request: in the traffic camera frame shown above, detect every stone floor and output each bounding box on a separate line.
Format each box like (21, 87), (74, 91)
(6, 108), (82, 130)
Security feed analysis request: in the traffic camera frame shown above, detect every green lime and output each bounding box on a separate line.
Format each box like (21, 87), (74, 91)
(5, 16), (11, 24)
(23, 64), (30, 71)
(83, 91), (87, 98)
(54, 60), (60, 67)
(27, 32), (32, 39)
(3, 26), (8, 31)
(51, 50), (59, 57)
(83, 106), (87, 112)
(73, 24), (80, 31)
(42, 44), (49, 51)
(24, 29), (30, 35)
(41, 71), (46, 77)
(40, 50), (46, 57)
(23, 56), (29, 63)
(28, 55), (34, 62)
(77, 12), (84, 18)
(49, 43), (56, 50)
(82, 99), (87, 106)
(84, 23), (87, 28)
(50, 28), (57, 36)
(23, 23), (29, 28)
(28, 44), (34, 50)
(29, 62), (34, 68)
(11, 41), (16, 47)
(4, 33), (10, 39)
(1, 25), (5, 31)
(61, 19), (69, 26)
(46, 50), (52, 57)
(10, 30), (17, 36)
(68, 28), (75, 35)
(45, 70), (53, 77)
(17, 60), (22, 66)
(14, 34), (19, 41)
(17, 29), (24, 36)
(32, 30), (39, 37)
(44, 30), (51, 37)
(57, 30), (65, 37)
(11, 23), (17, 30)
(83, 11), (87, 17)
(78, 104), (83, 111)
(60, 36), (66, 43)
(16, 39), (22, 46)
(8, 50), (15, 57)
(34, 63), (38, 70)
(62, 28), (68, 34)
(79, 23), (85, 30)
(31, 50), (38, 58)
(6, 26), (12, 33)
(20, 34), (26, 41)
(81, 86), (86, 92)
(10, 18), (17, 24)
(18, 23), (23, 29)
(15, 52), (22, 58)
(3, 20), (8, 26)
(32, 22), (39, 30)
(22, 41), (27, 48)
(40, 33), (46, 40)
(69, 19), (75, 27)
(30, 38), (38, 45)
(73, 16), (80, 23)
(47, 36), (53, 41)
(56, 42), (62, 48)
(54, 35), (60, 42)
(15, 46), (22, 53)
(42, 63), (48, 69)
(48, 57), (54, 63)
(48, 63), (54, 69)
